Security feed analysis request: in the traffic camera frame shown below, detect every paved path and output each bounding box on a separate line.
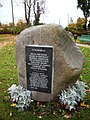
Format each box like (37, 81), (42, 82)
(76, 43), (90, 48)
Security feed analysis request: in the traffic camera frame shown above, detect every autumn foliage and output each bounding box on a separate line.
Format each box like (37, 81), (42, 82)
(0, 19), (27, 34)
(68, 17), (87, 35)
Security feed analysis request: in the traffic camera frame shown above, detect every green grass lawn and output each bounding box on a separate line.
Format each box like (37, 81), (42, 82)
(0, 35), (90, 120)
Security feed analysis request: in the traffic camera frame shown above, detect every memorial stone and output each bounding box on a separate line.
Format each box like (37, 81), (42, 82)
(16, 24), (85, 101)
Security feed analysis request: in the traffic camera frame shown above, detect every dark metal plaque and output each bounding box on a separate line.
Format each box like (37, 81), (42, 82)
(25, 45), (53, 93)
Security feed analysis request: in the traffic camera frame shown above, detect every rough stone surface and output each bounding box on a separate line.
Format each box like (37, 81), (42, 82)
(15, 24), (85, 101)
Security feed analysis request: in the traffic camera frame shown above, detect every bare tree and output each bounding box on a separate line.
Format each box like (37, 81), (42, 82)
(24, 0), (32, 26)
(33, 0), (46, 25)
(23, 0), (46, 26)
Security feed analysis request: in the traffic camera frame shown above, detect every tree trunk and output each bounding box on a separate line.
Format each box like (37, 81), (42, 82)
(33, 1), (40, 25)
(24, 1), (31, 27)
(11, 0), (14, 26)
(83, 16), (87, 31)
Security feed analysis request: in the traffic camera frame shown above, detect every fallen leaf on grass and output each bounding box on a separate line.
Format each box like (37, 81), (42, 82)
(37, 116), (42, 119)
(10, 78), (13, 80)
(64, 114), (72, 119)
(8, 49), (11, 51)
(10, 103), (16, 107)
(14, 65), (16, 69)
(86, 89), (90, 93)
(36, 112), (46, 116)
(10, 112), (12, 116)
(78, 114), (81, 118)
(80, 102), (89, 108)
(53, 111), (58, 118)
(4, 96), (10, 100)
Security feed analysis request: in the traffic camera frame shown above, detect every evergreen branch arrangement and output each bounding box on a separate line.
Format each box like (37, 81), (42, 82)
(58, 80), (88, 111)
(8, 84), (33, 111)
(8, 80), (88, 111)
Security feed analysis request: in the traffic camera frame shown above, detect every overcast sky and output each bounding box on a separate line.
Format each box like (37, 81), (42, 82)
(0, 0), (84, 27)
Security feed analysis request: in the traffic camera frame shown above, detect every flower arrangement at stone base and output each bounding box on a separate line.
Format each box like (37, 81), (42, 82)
(58, 80), (88, 111)
(8, 80), (88, 112)
(8, 84), (33, 111)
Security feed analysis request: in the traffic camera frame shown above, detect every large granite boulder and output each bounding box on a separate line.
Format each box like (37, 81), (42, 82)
(15, 24), (85, 101)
